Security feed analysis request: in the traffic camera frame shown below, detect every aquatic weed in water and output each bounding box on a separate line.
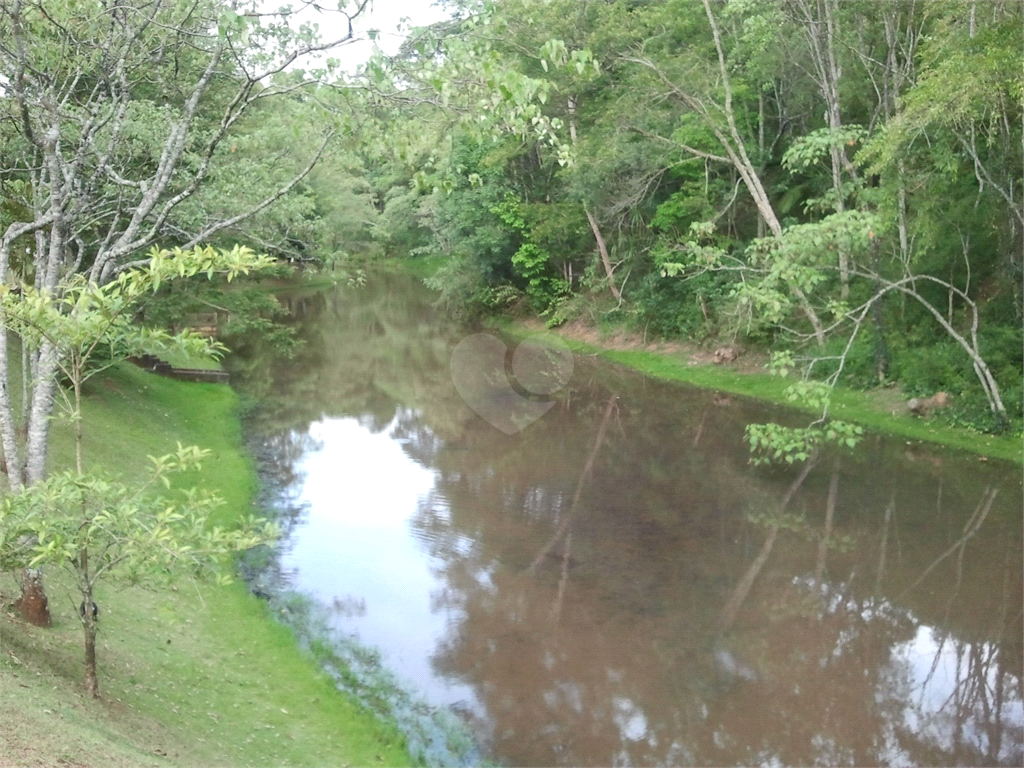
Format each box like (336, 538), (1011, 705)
(269, 590), (483, 767)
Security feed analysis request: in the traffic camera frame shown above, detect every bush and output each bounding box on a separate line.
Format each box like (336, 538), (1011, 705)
(888, 337), (968, 395)
(629, 271), (733, 340)
(809, 332), (879, 388)
(888, 324), (1022, 434)
(424, 254), (523, 319)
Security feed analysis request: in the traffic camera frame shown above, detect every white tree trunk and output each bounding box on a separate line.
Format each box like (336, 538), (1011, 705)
(585, 208), (622, 302)
(24, 340), (58, 483)
(0, 329), (23, 491)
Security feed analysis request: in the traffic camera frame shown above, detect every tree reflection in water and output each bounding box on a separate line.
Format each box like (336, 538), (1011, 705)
(235, 272), (1023, 767)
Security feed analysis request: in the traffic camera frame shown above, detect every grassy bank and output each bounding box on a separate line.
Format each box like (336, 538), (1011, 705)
(393, 255), (447, 281)
(491, 319), (1023, 464)
(388, 255), (1020, 463)
(1, 363), (412, 767)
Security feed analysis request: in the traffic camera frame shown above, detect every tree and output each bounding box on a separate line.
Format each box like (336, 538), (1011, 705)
(340, 0), (1020, 433)
(0, 445), (278, 698)
(1, 243), (274, 626)
(1, 245), (276, 476)
(0, 0), (363, 621)
(785, 0), (859, 298)
(620, 0), (829, 345)
(862, 1), (1021, 425)
(0, 0), (368, 485)
(650, 1), (1016, 426)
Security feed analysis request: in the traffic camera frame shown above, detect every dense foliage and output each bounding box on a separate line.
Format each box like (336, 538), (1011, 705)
(4, 0), (1018, 443)
(318, 0), (1021, 435)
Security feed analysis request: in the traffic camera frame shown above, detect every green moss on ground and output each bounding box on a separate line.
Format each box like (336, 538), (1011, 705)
(1, 363), (412, 767)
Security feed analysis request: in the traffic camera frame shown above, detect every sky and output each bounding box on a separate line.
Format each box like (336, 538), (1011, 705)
(277, 0), (455, 74)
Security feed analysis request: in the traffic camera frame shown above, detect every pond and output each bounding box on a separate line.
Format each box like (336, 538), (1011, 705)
(231, 272), (1023, 767)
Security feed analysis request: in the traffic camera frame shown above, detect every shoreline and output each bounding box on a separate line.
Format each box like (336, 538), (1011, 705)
(383, 255), (1020, 464)
(489, 316), (1023, 465)
(1, 363), (412, 767)
(238, 420), (485, 767)
(377, 256), (1021, 463)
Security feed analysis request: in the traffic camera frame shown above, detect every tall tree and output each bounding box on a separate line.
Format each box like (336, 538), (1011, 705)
(625, 0), (828, 344)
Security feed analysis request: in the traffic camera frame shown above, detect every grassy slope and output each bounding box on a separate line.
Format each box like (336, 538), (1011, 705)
(492, 320), (1023, 464)
(1, 363), (411, 767)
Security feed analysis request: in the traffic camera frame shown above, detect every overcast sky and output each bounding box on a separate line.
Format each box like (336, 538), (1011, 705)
(280, 0), (455, 74)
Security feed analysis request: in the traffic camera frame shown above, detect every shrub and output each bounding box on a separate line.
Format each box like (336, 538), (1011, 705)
(629, 271), (733, 340)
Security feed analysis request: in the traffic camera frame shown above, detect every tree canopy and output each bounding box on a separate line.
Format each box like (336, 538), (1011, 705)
(335, 0), (1021, 435)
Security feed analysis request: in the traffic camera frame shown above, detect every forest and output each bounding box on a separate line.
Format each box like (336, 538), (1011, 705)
(343, 0), (1024, 437)
(1, 0), (1021, 459)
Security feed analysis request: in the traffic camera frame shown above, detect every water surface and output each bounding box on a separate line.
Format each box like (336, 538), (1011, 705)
(234, 273), (1023, 767)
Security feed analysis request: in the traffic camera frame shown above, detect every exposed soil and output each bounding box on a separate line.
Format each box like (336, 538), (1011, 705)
(524, 317), (772, 376)
(522, 317), (955, 428)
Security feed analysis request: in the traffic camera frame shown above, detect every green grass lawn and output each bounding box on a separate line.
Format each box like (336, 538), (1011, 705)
(2, 363), (412, 767)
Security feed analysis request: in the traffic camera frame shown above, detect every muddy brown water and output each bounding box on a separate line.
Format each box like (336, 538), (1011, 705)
(233, 272), (1023, 767)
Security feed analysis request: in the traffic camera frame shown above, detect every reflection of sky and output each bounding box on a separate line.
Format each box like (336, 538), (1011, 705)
(268, 412), (1023, 766)
(887, 623), (1024, 764)
(279, 415), (481, 714)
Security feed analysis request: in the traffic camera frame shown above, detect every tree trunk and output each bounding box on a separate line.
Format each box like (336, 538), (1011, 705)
(7, 335), (57, 622)
(794, 0), (851, 297)
(585, 208), (622, 302)
(0, 329), (23, 491)
(0, 189), (49, 628)
(80, 549), (100, 697)
(567, 94), (621, 302)
(23, 339), (58, 483)
(882, 7), (914, 272)
(14, 568), (51, 627)
(0, 236), (24, 490)
(74, 376), (83, 475)
(831, 142), (850, 299)
(870, 236), (889, 381)
(757, 91), (766, 239)
(83, 613), (99, 698)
